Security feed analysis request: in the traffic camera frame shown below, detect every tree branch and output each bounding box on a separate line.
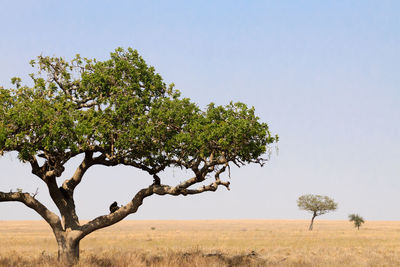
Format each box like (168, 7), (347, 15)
(62, 152), (94, 192)
(78, 172), (230, 240)
(153, 179), (230, 196)
(27, 155), (45, 180)
(78, 186), (153, 239)
(0, 191), (62, 230)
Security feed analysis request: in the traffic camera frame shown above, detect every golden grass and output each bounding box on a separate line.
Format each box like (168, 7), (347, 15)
(1, 220), (400, 266)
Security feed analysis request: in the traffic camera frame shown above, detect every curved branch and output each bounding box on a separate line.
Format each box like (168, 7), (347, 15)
(76, 153), (232, 239)
(0, 191), (62, 230)
(62, 152), (94, 192)
(78, 174), (230, 240)
(27, 155), (46, 181)
(78, 186), (154, 239)
(153, 179), (230, 196)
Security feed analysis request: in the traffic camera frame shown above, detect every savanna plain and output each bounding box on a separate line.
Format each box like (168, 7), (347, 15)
(0, 220), (399, 266)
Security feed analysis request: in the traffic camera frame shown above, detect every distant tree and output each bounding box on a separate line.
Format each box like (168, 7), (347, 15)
(348, 214), (365, 230)
(297, 194), (338, 230)
(0, 48), (278, 264)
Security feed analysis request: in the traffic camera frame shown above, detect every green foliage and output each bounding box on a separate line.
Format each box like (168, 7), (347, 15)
(0, 48), (277, 170)
(348, 214), (365, 229)
(297, 194), (338, 216)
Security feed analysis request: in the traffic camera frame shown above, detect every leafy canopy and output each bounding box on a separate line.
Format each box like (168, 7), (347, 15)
(0, 47), (277, 173)
(297, 194), (338, 216)
(348, 214), (365, 228)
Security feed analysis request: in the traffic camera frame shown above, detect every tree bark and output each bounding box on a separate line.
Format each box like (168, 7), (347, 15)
(309, 213), (317, 231)
(56, 233), (80, 265)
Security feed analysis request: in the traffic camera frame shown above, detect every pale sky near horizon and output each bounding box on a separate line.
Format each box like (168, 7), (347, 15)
(0, 1), (399, 221)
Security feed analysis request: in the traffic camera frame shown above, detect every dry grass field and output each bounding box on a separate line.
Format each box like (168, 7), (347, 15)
(1, 220), (400, 266)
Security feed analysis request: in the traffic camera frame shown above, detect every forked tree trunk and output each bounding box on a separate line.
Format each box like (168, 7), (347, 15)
(309, 213), (317, 231)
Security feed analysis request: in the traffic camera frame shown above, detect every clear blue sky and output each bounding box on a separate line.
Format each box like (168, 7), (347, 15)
(1, 1), (399, 221)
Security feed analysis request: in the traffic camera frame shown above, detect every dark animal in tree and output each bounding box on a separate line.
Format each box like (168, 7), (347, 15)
(109, 201), (119, 213)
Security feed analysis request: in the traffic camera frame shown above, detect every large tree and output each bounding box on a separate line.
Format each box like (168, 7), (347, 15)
(297, 194), (337, 230)
(0, 48), (277, 264)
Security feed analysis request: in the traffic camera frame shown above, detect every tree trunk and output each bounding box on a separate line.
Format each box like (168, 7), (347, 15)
(309, 213), (316, 231)
(57, 236), (80, 265)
